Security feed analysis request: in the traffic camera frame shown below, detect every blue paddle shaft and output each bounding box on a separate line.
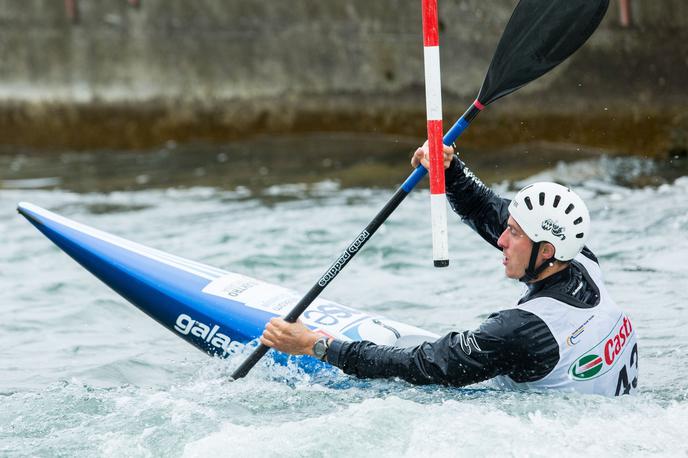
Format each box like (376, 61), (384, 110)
(401, 114), (472, 193)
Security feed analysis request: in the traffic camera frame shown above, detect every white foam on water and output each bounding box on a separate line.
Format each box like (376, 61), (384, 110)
(181, 395), (688, 458)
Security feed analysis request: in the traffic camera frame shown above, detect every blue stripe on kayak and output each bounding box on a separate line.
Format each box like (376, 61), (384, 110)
(18, 204), (274, 356)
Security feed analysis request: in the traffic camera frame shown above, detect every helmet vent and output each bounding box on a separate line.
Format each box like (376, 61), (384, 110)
(576, 232), (585, 239)
(524, 196), (533, 210)
(553, 195), (561, 208)
(565, 203), (575, 215)
(574, 216), (583, 225)
(539, 192), (545, 206)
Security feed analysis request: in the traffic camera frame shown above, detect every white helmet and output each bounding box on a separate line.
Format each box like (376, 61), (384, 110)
(508, 182), (590, 261)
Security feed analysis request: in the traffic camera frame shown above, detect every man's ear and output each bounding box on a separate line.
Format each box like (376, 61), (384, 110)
(541, 242), (556, 259)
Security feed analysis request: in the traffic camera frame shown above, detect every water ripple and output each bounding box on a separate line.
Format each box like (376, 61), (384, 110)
(1, 155), (687, 456)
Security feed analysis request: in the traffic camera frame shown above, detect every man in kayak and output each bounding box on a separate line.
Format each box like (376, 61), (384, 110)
(261, 144), (639, 396)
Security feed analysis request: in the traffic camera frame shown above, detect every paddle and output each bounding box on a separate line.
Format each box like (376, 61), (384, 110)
(230, 0), (610, 380)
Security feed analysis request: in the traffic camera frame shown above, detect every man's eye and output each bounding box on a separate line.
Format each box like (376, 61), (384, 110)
(510, 228), (520, 237)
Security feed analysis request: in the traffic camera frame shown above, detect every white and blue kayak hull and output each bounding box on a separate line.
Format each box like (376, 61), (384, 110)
(18, 202), (437, 368)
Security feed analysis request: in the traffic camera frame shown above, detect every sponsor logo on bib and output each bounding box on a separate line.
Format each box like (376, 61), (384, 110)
(566, 314), (595, 347)
(570, 354), (603, 379)
(569, 315), (633, 381)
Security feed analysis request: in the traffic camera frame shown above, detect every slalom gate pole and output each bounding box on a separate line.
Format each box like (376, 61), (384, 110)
(421, 0), (449, 268)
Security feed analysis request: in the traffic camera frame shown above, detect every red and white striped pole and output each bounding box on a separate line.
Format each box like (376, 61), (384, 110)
(619, 0), (632, 28)
(64, 0), (79, 23)
(422, 0), (449, 267)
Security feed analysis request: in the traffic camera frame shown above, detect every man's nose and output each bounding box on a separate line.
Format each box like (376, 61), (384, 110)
(497, 228), (508, 248)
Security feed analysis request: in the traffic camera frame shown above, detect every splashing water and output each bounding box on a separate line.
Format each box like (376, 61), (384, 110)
(1, 152), (687, 457)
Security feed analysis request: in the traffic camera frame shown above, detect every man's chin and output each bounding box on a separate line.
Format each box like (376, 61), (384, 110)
(504, 268), (522, 280)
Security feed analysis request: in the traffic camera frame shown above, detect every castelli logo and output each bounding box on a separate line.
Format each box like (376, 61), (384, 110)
(604, 316), (633, 366)
(541, 219), (566, 240)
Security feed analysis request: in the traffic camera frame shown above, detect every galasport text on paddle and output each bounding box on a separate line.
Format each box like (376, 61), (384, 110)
(231, 0), (611, 380)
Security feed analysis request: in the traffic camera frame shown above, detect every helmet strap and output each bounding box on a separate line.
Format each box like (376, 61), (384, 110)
(519, 241), (553, 283)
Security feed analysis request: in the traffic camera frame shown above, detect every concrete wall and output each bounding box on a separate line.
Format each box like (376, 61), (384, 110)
(0, 0), (686, 155)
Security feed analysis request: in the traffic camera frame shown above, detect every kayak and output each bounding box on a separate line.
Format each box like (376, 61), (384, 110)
(17, 202), (438, 370)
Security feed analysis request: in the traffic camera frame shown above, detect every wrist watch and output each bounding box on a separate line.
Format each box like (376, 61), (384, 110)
(312, 337), (330, 361)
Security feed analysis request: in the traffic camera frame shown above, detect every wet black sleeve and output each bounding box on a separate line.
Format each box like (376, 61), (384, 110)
(444, 156), (510, 249)
(326, 309), (559, 387)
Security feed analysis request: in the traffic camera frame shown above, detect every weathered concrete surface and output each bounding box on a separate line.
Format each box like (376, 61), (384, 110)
(0, 0), (686, 156)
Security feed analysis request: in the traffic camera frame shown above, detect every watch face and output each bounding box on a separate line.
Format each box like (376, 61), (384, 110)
(313, 338), (327, 359)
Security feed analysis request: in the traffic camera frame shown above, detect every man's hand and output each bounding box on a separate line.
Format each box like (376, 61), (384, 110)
(260, 318), (320, 356)
(411, 140), (455, 169)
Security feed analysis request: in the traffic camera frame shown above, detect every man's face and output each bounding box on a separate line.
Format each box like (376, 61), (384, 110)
(497, 216), (533, 279)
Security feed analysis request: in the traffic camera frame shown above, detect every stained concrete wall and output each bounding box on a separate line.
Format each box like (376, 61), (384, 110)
(0, 0), (686, 155)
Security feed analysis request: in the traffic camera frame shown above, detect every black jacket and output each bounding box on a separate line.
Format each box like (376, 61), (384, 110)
(326, 157), (600, 387)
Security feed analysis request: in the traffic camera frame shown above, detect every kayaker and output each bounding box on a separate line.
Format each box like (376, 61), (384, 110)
(261, 143), (639, 396)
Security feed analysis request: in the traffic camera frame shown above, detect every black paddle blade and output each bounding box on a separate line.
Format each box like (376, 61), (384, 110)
(478, 0), (610, 106)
